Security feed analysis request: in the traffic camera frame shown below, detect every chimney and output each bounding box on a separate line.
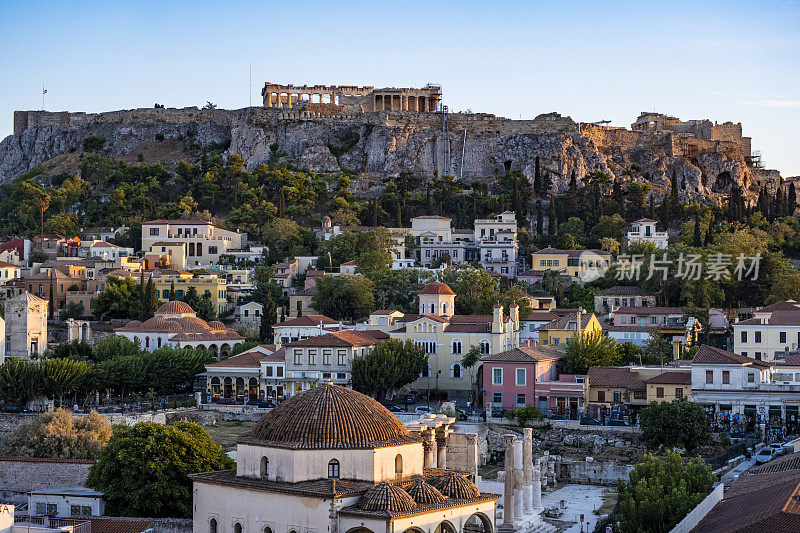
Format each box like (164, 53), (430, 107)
(492, 304), (503, 334)
(509, 303), (519, 329)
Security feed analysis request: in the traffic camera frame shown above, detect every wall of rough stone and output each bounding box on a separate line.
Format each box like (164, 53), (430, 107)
(0, 413), (35, 445)
(560, 458), (633, 485)
(0, 457), (94, 504)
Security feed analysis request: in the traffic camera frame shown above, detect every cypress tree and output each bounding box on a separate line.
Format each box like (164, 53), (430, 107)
(705, 215), (714, 246)
(260, 293), (277, 343)
(670, 172), (679, 217)
(547, 197), (557, 236)
(169, 281), (175, 301)
(569, 169), (577, 190)
(533, 156), (542, 194)
(789, 183), (797, 214)
(278, 189), (286, 218)
(693, 217), (702, 247)
(536, 200), (544, 235)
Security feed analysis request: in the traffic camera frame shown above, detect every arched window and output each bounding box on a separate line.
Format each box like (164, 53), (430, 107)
(452, 340), (462, 355)
(452, 363), (462, 379)
(421, 364), (430, 378)
(480, 341), (491, 355)
(260, 456), (269, 477)
(395, 454), (403, 475)
(430, 303), (436, 314)
(264, 528), (272, 533)
(234, 524), (242, 533)
(145, 336), (150, 349)
(442, 302), (448, 314)
(328, 459), (340, 479)
(209, 518), (217, 533)
(157, 338), (162, 348)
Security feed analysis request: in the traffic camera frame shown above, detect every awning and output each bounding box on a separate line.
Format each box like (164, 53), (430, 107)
(548, 391), (583, 398)
(744, 408), (757, 414)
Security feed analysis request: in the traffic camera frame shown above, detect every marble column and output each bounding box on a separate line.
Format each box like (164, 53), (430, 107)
(287, 93), (293, 108)
(503, 435), (515, 528)
(532, 466), (542, 511)
(513, 438), (524, 520)
(436, 426), (449, 468)
(422, 429), (437, 468)
(523, 429), (533, 514)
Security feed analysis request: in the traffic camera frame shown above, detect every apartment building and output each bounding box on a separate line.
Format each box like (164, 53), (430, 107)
(149, 270), (229, 316)
(594, 286), (656, 315)
(538, 310), (603, 347)
(141, 219), (246, 267)
(585, 365), (691, 420)
(732, 300), (800, 361)
(530, 248), (612, 282)
(474, 212), (518, 277)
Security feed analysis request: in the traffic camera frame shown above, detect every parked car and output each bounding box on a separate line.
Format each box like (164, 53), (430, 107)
(414, 405), (432, 414)
(766, 443), (785, 457)
(580, 416), (602, 426)
(1, 405), (29, 413)
(404, 394), (417, 405)
(215, 398), (238, 405)
(755, 446), (776, 464)
(607, 419), (631, 427)
(387, 405), (405, 413)
(548, 414), (568, 421)
(246, 399), (274, 408)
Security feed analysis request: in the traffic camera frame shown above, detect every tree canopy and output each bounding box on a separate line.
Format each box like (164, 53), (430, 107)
(639, 398), (711, 452)
(562, 332), (621, 374)
(312, 274), (375, 321)
(351, 339), (428, 396)
(87, 421), (234, 517)
(1, 408), (112, 459)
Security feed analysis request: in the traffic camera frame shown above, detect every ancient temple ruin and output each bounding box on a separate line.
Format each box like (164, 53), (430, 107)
(261, 82), (442, 112)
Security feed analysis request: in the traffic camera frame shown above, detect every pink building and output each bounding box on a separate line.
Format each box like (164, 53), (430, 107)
(481, 346), (586, 418)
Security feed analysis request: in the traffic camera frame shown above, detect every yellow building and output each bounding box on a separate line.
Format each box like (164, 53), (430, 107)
(585, 366), (691, 420)
(538, 311), (603, 347)
(644, 371), (691, 402)
(531, 248), (612, 280)
(150, 270), (229, 316)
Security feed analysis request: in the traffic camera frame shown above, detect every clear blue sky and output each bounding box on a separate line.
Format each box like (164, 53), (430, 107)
(1, 0), (799, 175)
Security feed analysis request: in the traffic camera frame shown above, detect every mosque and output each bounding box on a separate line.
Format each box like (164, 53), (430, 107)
(191, 383), (497, 533)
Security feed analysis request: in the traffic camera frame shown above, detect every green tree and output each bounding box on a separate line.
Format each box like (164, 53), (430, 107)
(639, 398), (711, 451)
(91, 276), (143, 321)
(40, 357), (94, 406)
(642, 328), (673, 365)
(0, 358), (43, 406)
(260, 293), (277, 343)
(86, 421), (234, 517)
(618, 451), (715, 533)
(461, 345), (481, 392)
(562, 332), (621, 374)
(351, 339), (428, 396)
(312, 274), (375, 321)
(542, 269), (568, 303)
(93, 335), (141, 362)
(195, 293), (217, 321)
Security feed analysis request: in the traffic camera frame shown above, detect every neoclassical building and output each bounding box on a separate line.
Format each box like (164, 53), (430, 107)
(373, 283), (520, 391)
(191, 383), (496, 533)
(116, 301), (244, 358)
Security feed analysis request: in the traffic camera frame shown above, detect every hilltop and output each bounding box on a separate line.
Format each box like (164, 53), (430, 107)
(0, 105), (781, 203)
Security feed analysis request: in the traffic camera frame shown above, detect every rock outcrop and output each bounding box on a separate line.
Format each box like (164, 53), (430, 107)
(1, 106), (775, 201)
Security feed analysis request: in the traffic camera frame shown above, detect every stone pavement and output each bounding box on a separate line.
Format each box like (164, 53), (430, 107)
(540, 484), (613, 533)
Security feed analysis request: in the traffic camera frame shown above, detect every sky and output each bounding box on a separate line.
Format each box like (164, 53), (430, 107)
(1, 0), (799, 175)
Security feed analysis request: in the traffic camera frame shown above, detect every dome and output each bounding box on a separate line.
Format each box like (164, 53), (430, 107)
(156, 301), (195, 316)
(140, 316), (183, 333)
(244, 383), (417, 449)
(432, 473), (480, 499)
(178, 317), (212, 332)
(358, 482), (417, 512)
(404, 479), (447, 504)
(207, 321), (227, 331)
(418, 282), (455, 296)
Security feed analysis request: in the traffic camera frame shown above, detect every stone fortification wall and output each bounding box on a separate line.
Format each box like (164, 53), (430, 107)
(0, 457), (94, 504)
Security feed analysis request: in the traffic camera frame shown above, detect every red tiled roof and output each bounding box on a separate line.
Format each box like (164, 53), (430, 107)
(0, 456), (95, 464)
(737, 310), (800, 326)
(285, 330), (380, 348)
(614, 306), (684, 315)
(207, 349), (271, 368)
(692, 345), (773, 369)
(418, 282), (455, 295)
(758, 300), (800, 313)
(524, 311), (559, 322)
(0, 261), (17, 268)
(372, 309), (400, 315)
(539, 313), (594, 331)
(587, 367), (646, 391)
(481, 346), (565, 363)
(645, 371), (691, 385)
(144, 219), (211, 225)
(63, 517), (153, 533)
(275, 314), (337, 327)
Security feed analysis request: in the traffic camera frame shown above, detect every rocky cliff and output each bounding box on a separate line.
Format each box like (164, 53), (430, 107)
(1, 106), (775, 200)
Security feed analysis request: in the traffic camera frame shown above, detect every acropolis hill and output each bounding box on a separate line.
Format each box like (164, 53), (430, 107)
(0, 82), (782, 201)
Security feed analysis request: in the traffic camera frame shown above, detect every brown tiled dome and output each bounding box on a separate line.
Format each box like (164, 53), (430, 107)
(433, 473), (480, 499)
(405, 479), (447, 504)
(244, 383), (417, 449)
(207, 321), (227, 331)
(140, 316), (182, 332)
(418, 282), (455, 296)
(358, 482), (417, 512)
(156, 301), (194, 315)
(178, 317), (212, 332)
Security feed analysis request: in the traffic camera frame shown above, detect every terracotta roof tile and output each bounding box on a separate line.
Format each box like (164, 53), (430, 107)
(358, 482), (417, 512)
(692, 345), (773, 369)
(587, 367), (646, 390)
(418, 282), (455, 295)
(275, 314), (337, 327)
(644, 371), (691, 385)
(481, 346), (565, 363)
(285, 330), (380, 348)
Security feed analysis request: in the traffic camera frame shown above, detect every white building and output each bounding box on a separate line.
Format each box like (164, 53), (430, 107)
(29, 487), (105, 518)
(603, 325), (653, 347)
(205, 344), (286, 402)
(519, 311), (559, 346)
(4, 292), (47, 360)
(88, 241), (133, 260)
(690, 345), (800, 431)
(190, 383), (497, 533)
(625, 218), (668, 249)
(732, 300), (800, 361)
(116, 301), (244, 358)
(272, 314), (344, 345)
(474, 212), (518, 277)
(141, 219), (246, 268)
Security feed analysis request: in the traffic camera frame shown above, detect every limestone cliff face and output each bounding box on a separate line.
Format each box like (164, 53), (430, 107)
(1, 107), (766, 201)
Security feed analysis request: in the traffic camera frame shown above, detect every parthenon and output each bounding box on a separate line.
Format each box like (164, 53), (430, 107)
(260, 82), (442, 112)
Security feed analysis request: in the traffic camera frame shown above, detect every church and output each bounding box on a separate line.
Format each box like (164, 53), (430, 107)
(191, 383), (497, 533)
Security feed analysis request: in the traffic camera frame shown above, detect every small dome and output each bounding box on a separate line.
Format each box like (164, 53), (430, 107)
(178, 317), (212, 332)
(358, 482), (417, 512)
(244, 383), (416, 449)
(405, 479), (447, 504)
(432, 473), (480, 499)
(418, 282), (455, 296)
(208, 321), (227, 331)
(156, 301), (195, 315)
